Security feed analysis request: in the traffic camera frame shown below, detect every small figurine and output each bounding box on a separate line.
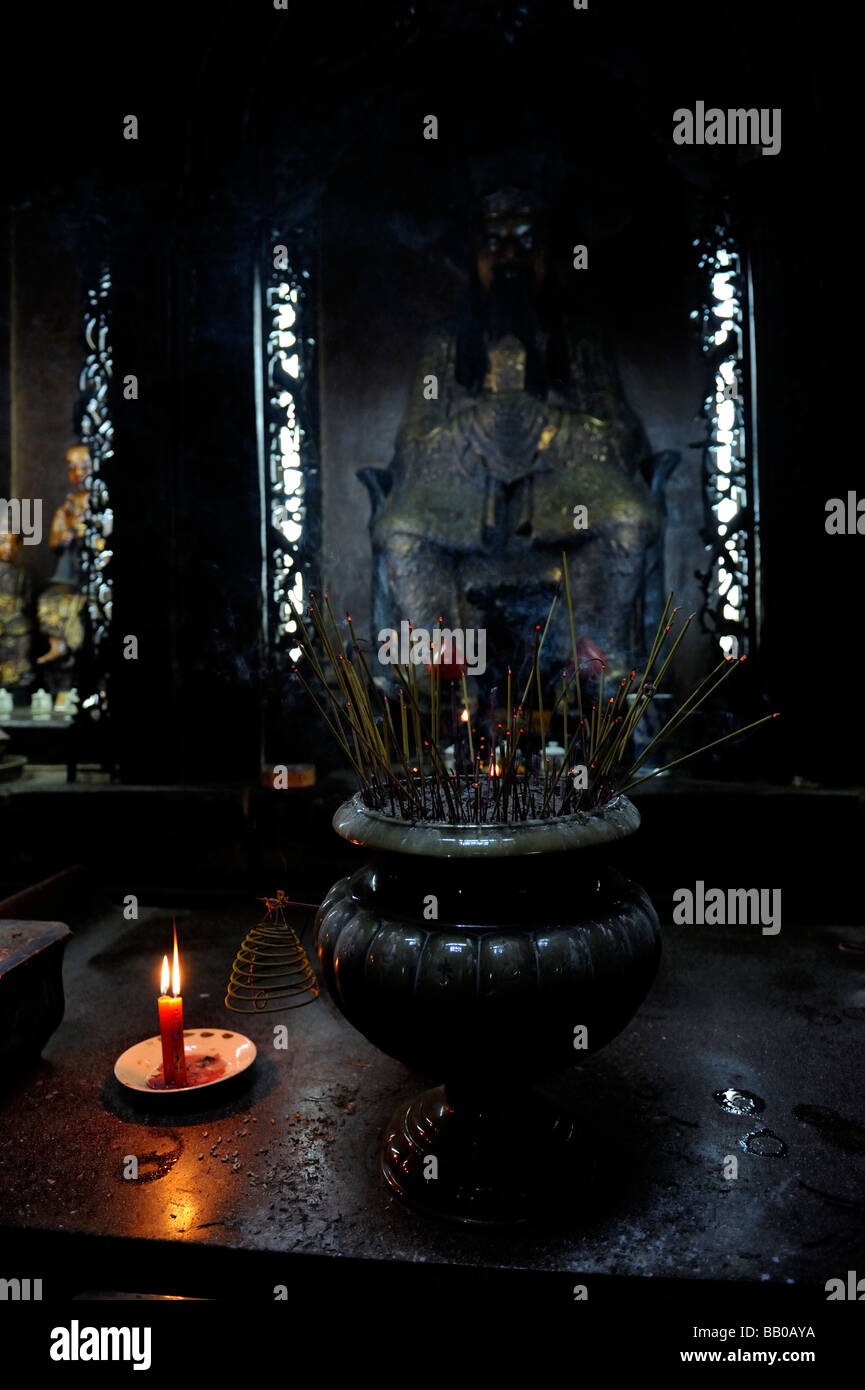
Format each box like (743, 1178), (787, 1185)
(37, 446), (91, 666)
(31, 689), (53, 721)
(0, 527), (31, 689)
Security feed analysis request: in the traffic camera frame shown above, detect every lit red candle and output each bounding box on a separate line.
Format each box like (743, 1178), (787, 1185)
(157, 925), (188, 1087)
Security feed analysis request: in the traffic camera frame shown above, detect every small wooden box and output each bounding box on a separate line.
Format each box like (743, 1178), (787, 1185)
(0, 920), (71, 1081)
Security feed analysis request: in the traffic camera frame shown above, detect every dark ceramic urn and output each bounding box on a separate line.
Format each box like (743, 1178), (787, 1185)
(315, 792), (660, 1223)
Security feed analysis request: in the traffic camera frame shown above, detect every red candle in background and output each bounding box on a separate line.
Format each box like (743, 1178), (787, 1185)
(157, 925), (188, 1087)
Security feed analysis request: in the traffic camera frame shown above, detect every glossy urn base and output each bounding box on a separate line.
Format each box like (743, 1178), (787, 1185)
(382, 1083), (590, 1224)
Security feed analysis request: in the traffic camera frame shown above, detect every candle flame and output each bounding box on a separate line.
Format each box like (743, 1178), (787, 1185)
(172, 923), (182, 997)
(460, 708), (469, 723)
(160, 954), (170, 995)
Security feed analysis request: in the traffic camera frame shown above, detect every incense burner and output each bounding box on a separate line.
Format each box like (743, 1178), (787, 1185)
(315, 791), (660, 1223)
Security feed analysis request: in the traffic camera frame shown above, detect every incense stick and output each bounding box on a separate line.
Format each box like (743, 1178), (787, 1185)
(291, 588), (775, 824)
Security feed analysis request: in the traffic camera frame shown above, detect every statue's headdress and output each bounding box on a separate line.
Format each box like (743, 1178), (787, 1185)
(470, 148), (549, 216)
(478, 185), (543, 220)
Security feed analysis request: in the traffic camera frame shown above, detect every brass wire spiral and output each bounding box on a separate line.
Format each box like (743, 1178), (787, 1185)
(225, 891), (319, 1013)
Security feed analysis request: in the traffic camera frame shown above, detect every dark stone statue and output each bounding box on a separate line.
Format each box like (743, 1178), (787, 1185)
(361, 187), (659, 683)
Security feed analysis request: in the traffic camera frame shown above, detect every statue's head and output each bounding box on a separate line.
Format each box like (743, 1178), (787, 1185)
(457, 183), (565, 394)
(66, 445), (91, 488)
(475, 187), (546, 295)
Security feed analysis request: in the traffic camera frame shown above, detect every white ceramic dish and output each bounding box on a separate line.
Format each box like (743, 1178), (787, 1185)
(114, 1028), (257, 1095)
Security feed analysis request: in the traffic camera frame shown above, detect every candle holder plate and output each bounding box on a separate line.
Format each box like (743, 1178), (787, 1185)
(114, 1028), (257, 1095)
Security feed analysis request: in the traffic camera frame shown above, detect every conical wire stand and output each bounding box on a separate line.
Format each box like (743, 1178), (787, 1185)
(225, 891), (319, 1013)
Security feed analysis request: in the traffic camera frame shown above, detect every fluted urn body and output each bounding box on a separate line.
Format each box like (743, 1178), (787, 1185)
(315, 792), (660, 1222)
